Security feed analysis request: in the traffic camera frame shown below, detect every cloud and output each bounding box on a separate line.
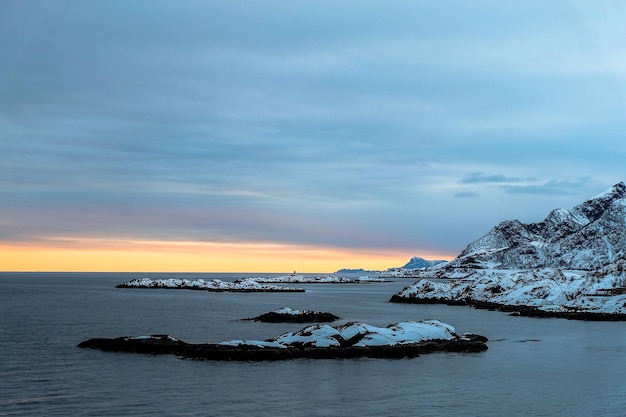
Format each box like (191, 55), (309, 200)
(454, 191), (479, 198)
(456, 174), (596, 197)
(459, 173), (532, 184)
(500, 178), (593, 196)
(2, 1), (626, 265)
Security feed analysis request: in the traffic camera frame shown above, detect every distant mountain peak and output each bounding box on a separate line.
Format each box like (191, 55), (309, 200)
(400, 256), (446, 269)
(571, 181), (626, 223)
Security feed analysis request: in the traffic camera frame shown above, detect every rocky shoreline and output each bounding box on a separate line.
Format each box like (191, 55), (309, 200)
(389, 295), (626, 321)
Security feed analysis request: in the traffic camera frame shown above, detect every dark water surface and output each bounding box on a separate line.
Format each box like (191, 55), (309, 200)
(1, 272), (625, 416)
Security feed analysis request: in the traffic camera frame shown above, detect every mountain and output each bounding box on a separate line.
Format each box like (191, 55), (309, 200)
(400, 257), (447, 269)
(336, 257), (446, 276)
(390, 182), (626, 319)
(335, 268), (369, 274)
(451, 182), (626, 270)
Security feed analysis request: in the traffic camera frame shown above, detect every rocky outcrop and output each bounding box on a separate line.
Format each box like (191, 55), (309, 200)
(390, 265), (626, 320)
(238, 275), (389, 284)
(116, 278), (304, 292)
(78, 321), (488, 361)
(244, 307), (340, 323)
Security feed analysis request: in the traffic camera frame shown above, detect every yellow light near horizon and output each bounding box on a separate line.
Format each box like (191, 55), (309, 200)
(0, 241), (454, 273)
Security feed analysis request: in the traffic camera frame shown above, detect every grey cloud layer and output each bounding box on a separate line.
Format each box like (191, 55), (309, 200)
(2, 1), (625, 255)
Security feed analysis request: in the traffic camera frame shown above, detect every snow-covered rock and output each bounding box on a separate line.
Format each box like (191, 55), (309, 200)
(239, 274), (388, 284)
(227, 319), (459, 348)
(391, 268), (626, 318)
(78, 320), (488, 360)
(116, 277), (304, 292)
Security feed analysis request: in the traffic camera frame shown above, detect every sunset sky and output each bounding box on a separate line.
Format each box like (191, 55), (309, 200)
(2, 1), (626, 272)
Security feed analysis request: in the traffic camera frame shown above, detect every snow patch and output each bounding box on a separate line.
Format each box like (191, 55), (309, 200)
(218, 320), (458, 349)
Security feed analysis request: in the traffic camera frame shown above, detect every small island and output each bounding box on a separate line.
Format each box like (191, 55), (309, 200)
(78, 320), (488, 361)
(238, 274), (389, 284)
(244, 307), (340, 323)
(116, 277), (304, 292)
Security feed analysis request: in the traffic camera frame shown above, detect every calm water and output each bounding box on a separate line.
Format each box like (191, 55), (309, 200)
(1, 272), (626, 416)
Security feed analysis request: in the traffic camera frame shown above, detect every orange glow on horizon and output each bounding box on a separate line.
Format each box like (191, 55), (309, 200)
(0, 239), (455, 273)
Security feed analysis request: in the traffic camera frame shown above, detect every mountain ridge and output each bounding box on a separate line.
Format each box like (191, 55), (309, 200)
(453, 182), (626, 270)
(389, 182), (626, 319)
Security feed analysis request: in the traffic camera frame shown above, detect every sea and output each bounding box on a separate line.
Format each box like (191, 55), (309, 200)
(1, 272), (625, 417)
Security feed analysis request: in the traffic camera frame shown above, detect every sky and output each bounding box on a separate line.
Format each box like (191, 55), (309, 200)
(2, 1), (626, 272)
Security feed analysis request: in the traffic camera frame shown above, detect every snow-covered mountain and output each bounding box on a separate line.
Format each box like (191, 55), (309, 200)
(400, 256), (447, 269)
(336, 256), (446, 277)
(376, 256), (448, 278)
(451, 182), (626, 270)
(390, 183), (626, 318)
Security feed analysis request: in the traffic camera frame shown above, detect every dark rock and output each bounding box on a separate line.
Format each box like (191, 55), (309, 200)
(245, 310), (340, 323)
(77, 334), (488, 361)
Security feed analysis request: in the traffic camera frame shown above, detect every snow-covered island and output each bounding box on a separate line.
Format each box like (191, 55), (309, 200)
(77, 320), (488, 360)
(237, 274), (389, 284)
(391, 182), (626, 320)
(116, 277), (304, 292)
(244, 307), (340, 323)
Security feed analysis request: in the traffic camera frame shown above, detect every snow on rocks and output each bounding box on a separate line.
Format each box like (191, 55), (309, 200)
(78, 320), (488, 360)
(116, 274), (389, 293)
(237, 274), (389, 284)
(337, 320), (457, 347)
(390, 267), (626, 319)
(269, 324), (345, 348)
(116, 277), (304, 292)
(228, 319), (458, 349)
